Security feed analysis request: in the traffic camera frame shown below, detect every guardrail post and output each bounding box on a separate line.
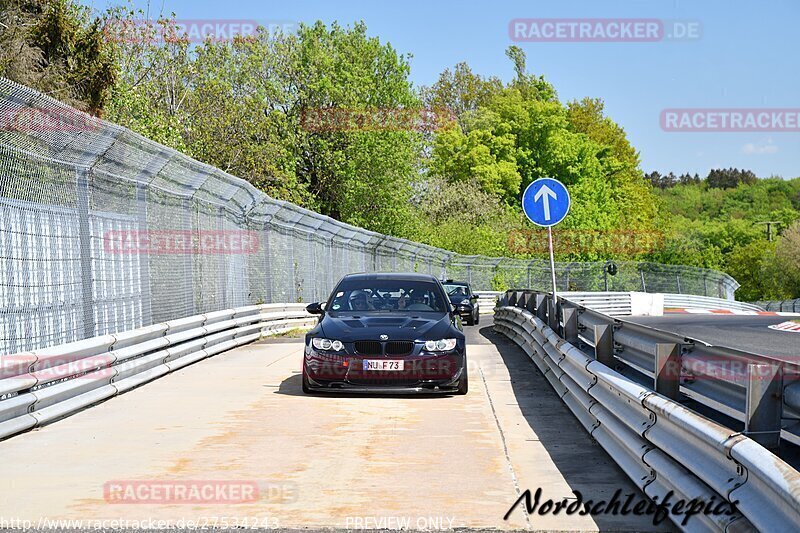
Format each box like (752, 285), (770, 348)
(524, 293), (537, 313)
(548, 297), (559, 331)
(593, 324), (614, 367)
(655, 343), (681, 400)
(562, 305), (578, 344)
(745, 362), (783, 450)
(535, 294), (548, 321)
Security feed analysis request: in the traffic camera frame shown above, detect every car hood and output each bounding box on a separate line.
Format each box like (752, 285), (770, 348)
(319, 312), (457, 341)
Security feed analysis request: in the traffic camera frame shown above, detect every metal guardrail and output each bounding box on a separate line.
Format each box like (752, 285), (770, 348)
(560, 292), (765, 316)
(0, 303), (314, 441)
(494, 294), (800, 532)
(557, 291), (636, 316)
(475, 291), (502, 314)
(504, 291), (800, 448)
(753, 299), (800, 313)
(663, 295), (764, 312)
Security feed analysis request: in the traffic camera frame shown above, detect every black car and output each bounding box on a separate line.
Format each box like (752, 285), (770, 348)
(302, 272), (467, 394)
(442, 280), (480, 325)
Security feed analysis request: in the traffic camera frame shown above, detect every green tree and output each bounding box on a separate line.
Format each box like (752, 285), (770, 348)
(775, 221), (800, 297)
(1, 0), (117, 112)
(726, 241), (787, 301)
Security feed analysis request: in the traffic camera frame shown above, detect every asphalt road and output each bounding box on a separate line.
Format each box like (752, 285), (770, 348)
(0, 326), (667, 531)
(627, 314), (800, 363)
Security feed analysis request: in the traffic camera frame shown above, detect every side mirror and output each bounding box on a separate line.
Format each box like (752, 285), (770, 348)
(306, 302), (324, 315)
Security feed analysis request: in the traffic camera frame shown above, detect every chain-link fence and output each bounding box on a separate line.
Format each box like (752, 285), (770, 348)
(0, 77), (740, 354)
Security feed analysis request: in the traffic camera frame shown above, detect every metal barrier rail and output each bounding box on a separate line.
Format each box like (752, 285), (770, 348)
(493, 297), (800, 532)
(557, 291), (635, 316)
(752, 299), (800, 313)
(560, 292), (764, 316)
(475, 291), (502, 314)
(662, 295), (764, 312)
(0, 304), (315, 440)
(505, 291), (800, 448)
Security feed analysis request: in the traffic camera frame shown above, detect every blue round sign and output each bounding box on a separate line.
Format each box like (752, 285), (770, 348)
(521, 178), (571, 227)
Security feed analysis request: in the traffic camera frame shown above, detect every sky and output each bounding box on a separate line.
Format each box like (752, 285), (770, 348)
(80, 0), (800, 179)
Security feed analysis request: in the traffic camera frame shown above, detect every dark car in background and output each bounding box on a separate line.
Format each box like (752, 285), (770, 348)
(302, 272), (467, 395)
(442, 280), (479, 325)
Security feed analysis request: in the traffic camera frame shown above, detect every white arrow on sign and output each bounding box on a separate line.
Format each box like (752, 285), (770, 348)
(533, 184), (557, 221)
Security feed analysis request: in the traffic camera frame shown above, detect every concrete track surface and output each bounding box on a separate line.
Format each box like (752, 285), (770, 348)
(0, 327), (669, 531)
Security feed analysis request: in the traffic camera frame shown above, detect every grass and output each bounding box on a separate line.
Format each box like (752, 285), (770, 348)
(269, 327), (309, 338)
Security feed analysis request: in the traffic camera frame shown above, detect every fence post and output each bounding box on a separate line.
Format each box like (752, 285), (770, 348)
(639, 268), (647, 292)
(593, 324), (614, 367)
(181, 198), (196, 315)
(655, 343), (681, 400)
(76, 167), (96, 338)
(262, 223), (273, 304)
(526, 262), (532, 289)
(745, 363), (783, 450)
(135, 183), (152, 326)
(217, 207), (228, 309)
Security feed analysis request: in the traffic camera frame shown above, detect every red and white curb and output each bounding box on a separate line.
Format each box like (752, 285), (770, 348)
(769, 321), (800, 333)
(665, 308), (800, 317)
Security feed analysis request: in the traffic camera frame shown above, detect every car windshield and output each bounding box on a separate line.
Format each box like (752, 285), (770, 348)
(442, 283), (471, 299)
(328, 279), (449, 313)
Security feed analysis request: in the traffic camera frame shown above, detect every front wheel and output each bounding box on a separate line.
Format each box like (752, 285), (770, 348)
(475, 312), (480, 325)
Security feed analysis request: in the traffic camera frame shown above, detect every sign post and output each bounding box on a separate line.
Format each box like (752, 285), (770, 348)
(521, 178), (571, 300)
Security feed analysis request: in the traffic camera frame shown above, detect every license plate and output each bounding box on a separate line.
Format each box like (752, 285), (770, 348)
(363, 359), (404, 371)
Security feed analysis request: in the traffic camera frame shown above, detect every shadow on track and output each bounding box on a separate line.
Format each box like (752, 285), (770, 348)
(472, 325), (668, 532)
(274, 373), (456, 400)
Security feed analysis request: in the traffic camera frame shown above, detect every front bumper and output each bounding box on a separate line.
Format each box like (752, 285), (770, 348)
(304, 347), (465, 392)
(304, 366), (465, 394)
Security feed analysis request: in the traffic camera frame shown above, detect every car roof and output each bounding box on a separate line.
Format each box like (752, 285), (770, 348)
(339, 272), (439, 282)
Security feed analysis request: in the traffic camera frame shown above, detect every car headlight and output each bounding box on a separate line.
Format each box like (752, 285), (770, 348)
(459, 300), (472, 307)
(424, 339), (458, 352)
(312, 338), (344, 351)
